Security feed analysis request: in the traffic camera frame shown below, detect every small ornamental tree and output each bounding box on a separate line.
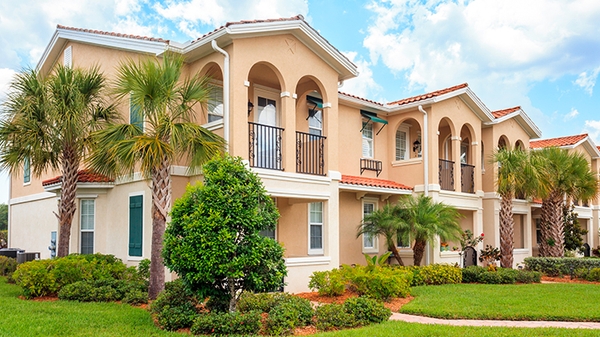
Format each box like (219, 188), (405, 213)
(163, 155), (286, 312)
(563, 204), (587, 253)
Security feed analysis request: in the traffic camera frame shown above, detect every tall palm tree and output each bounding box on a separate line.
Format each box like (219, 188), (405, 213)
(533, 147), (598, 257)
(87, 53), (225, 299)
(0, 65), (116, 257)
(357, 203), (408, 266)
(397, 195), (462, 266)
(493, 148), (538, 268)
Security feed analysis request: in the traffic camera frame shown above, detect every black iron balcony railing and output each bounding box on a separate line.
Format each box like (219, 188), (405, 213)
(296, 131), (326, 176)
(439, 159), (454, 191)
(461, 163), (475, 193)
(360, 158), (382, 176)
(248, 122), (283, 170)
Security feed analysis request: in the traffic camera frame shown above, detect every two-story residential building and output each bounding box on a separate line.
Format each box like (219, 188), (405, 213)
(7, 15), (599, 293)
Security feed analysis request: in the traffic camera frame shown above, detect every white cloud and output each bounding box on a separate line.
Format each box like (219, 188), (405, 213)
(339, 51), (382, 100)
(563, 108), (579, 121)
(584, 120), (600, 145)
(574, 67), (600, 95)
(0, 68), (17, 101)
(363, 0), (600, 110)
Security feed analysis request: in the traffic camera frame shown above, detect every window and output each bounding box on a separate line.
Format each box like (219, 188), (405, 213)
(362, 201), (378, 251)
(129, 195), (143, 257)
(460, 142), (469, 164)
(309, 202), (323, 255)
(362, 120), (373, 158)
(308, 110), (323, 136)
(64, 46), (72, 67)
(395, 125), (409, 160)
(129, 95), (143, 131)
(535, 218), (542, 245)
(397, 232), (411, 249)
(23, 157), (30, 184)
(207, 84), (223, 123)
(80, 199), (94, 254)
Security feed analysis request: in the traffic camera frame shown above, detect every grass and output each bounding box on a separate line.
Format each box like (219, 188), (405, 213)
(402, 283), (600, 321)
(0, 277), (178, 337)
(2, 277), (599, 336)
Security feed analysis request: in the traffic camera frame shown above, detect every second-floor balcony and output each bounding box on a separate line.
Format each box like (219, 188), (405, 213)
(296, 131), (326, 176)
(249, 122), (283, 170)
(439, 159), (454, 191)
(461, 163), (475, 193)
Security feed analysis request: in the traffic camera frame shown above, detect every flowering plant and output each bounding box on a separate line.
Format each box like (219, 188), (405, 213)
(460, 230), (484, 250)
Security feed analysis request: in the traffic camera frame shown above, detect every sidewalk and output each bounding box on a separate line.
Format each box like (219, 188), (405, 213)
(390, 313), (600, 329)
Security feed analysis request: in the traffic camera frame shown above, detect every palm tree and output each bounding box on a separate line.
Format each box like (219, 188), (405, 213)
(397, 195), (462, 266)
(0, 65), (116, 257)
(493, 148), (538, 268)
(357, 203), (408, 266)
(533, 147), (598, 257)
(87, 53), (225, 299)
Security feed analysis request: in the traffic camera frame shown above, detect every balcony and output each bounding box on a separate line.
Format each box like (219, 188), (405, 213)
(360, 158), (382, 176)
(461, 163), (475, 193)
(439, 159), (454, 191)
(296, 131), (326, 176)
(249, 122), (283, 170)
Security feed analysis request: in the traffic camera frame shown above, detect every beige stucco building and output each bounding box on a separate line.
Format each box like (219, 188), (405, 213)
(7, 15), (600, 292)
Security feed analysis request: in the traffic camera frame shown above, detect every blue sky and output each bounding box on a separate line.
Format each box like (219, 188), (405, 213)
(1, 0), (600, 204)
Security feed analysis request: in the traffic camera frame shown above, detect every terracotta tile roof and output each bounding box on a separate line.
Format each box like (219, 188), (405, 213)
(340, 175), (412, 190)
(191, 15), (305, 44)
(57, 25), (169, 43)
(42, 169), (114, 186)
(533, 198), (542, 204)
(492, 106), (521, 118)
(387, 83), (469, 106)
(338, 91), (384, 106)
(529, 134), (588, 149)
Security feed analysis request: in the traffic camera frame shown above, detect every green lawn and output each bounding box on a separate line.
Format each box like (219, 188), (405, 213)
(2, 277), (599, 337)
(402, 283), (600, 321)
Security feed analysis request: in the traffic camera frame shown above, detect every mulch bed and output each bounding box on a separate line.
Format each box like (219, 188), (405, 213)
(541, 275), (600, 285)
(294, 290), (414, 313)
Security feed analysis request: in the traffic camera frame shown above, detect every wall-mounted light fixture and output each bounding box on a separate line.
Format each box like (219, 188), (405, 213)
(247, 101), (254, 116)
(413, 139), (422, 154)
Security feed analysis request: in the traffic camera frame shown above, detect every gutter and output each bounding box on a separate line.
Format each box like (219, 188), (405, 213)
(211, 40), (230, 151)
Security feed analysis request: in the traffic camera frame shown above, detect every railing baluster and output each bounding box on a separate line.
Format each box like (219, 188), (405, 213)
(248, 122), (284, 171)
(439, 159), (455, 191)
(295, 131), (327, 176)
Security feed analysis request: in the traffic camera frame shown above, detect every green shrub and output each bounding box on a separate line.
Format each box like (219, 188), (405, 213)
(514, 270), (541, 284)
(343, 297), (391, 326)
(152, 279), (199, 331)
(412, 264), (462, 285)
(238, 292), (285, 313)
(524, 257), (600, 276)
(123, 289), (148, 305)
(58, 281), (94, 301)
(58, 278), (147, 303)
(308, 268), (346, 296)
(462, 266), (486, 283)
(315, 303), (356, 331)
(137, 258), (150, 281)
(157, 303), (198, 331)
(265, 303), (300, 336)
(346, 265), (412, 300)
(586, 268), (600, 282)
(12, 259), (57, 298)
(0, 256), (17, 276)
(191, 311), (262, 336)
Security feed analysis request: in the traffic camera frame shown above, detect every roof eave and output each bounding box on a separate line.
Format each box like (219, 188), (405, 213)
(484, 110), (542, 139)
(338, 183), (412, 195)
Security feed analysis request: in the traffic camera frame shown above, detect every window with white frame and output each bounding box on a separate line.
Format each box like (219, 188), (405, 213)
(308, 202), (323, 255)
(207, 84), (223, 123)
(308, 109), (323, 136)
(80, 199), (95, 254)
(362, 120), (373, 158)
(362, 201), (378, 251)
(23, 157), (30, 184)
(535, 218), (542, 245)
(395, 125), (409, 160)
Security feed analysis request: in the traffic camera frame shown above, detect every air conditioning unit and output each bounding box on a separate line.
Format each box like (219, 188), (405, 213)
(17, 252), (40, 264)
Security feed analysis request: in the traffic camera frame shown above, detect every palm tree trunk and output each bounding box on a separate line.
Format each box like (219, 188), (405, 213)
(541, 192), (565, 257)
(388, 243), (404, 266)
(499, 195), (514, 268)
(148, 157), (171, 300)
(57, 147), (79, 257)
(413, 239), (426, 266)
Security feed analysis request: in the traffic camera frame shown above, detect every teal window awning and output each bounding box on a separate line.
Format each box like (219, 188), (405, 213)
(360, 110), (388, 135)
(307, 95), (324, 109)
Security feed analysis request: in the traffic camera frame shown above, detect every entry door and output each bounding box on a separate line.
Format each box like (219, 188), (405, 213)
(255, 96), (278, 168)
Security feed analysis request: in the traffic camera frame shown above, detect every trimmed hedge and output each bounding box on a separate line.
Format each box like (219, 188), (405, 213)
(314, 297), (391, 331)
(406, 264), (462, 286)
(461, 266), (541, 284)
(524, 257), (600, 276)
(191, 310), (262, 336)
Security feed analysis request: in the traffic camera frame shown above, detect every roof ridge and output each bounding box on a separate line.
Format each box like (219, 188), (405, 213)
(338, 91), (384, 106)
(387, 83), (469, 106)
(529, 133), (589, 148)
(56, 24), (169, 43)
(492, 106), (521, 118)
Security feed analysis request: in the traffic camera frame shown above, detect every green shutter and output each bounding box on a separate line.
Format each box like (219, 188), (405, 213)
(129, 195), (143, 257)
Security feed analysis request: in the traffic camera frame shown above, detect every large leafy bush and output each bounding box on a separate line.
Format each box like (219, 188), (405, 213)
(524, 257), (600, 276)
(163, 155), (286, 312)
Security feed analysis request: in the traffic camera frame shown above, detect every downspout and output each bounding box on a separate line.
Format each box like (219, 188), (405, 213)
(418, 105), (430, 265)
(418, 105), (428, 196)
(211, 40), (230, 152)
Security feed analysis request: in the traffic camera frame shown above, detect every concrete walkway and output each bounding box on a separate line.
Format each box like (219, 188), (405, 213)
(390, 313), (600, 329)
